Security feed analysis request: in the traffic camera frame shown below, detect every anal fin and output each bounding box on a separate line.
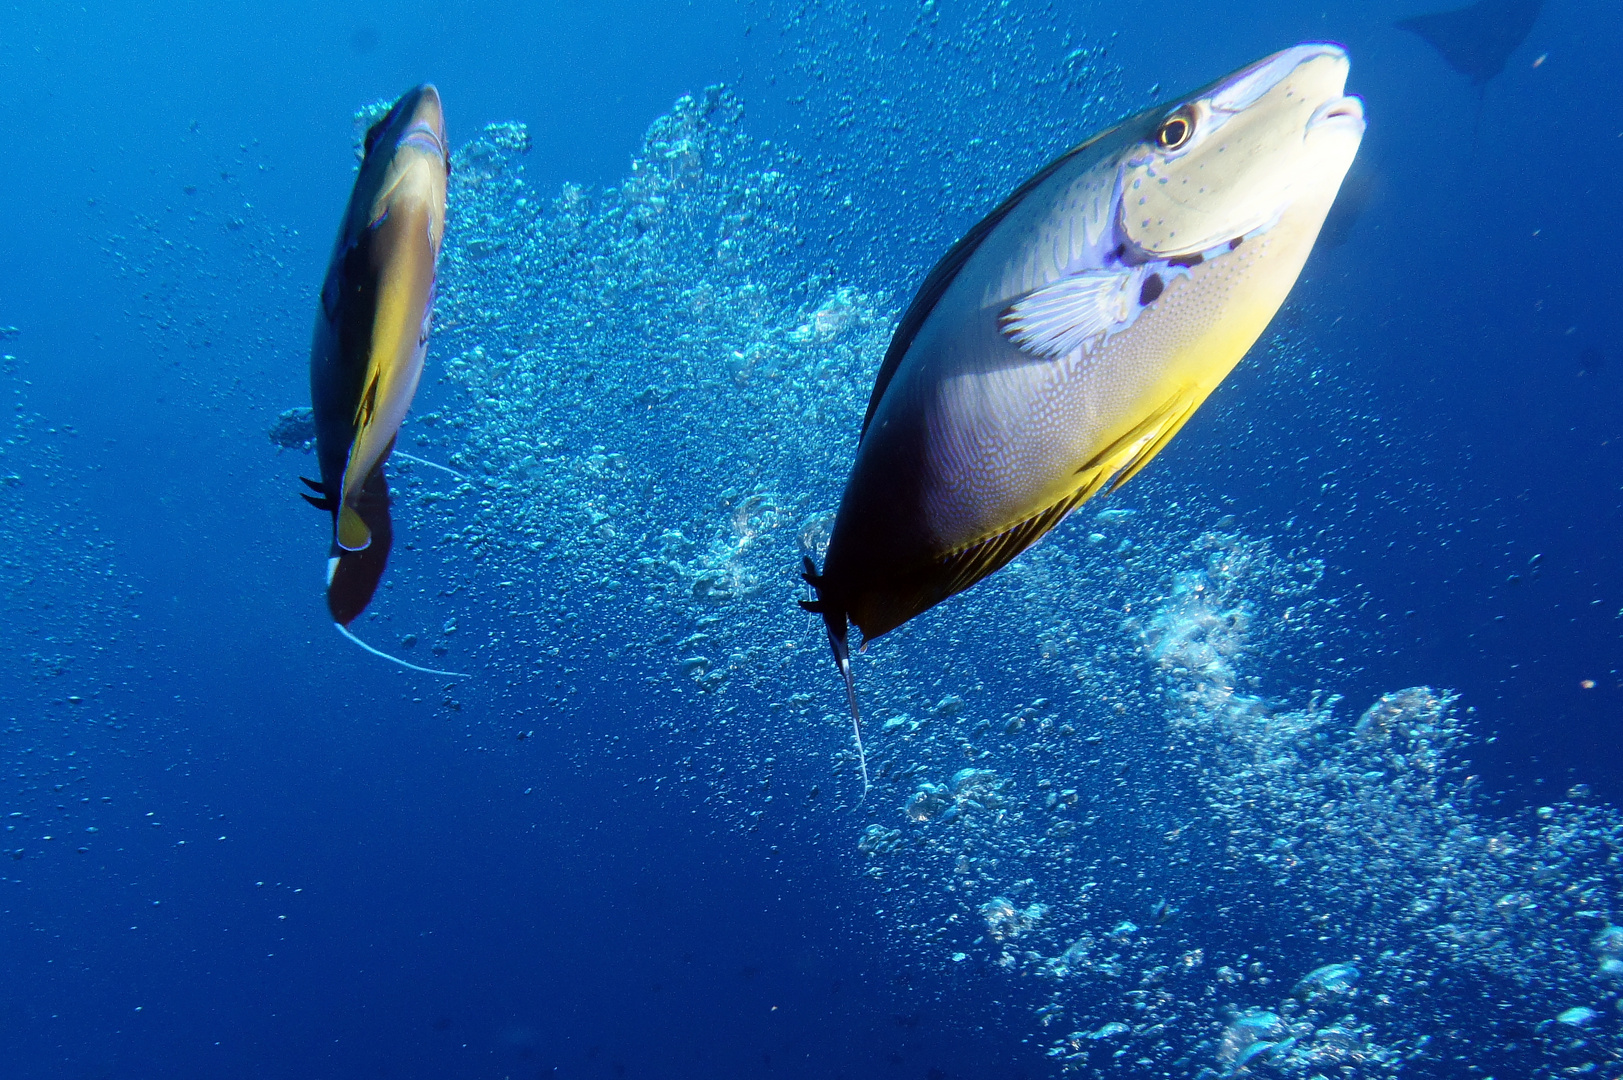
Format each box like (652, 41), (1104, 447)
(1073, 387), (1201, 497)
(928, 387), (1202, 603)
(327, 467), (393, 624)
(934, 488), (1092, 600)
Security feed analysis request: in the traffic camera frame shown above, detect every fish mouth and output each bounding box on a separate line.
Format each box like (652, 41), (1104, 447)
(402, 120), (446, 160)
(1308, 95), (1366, 133)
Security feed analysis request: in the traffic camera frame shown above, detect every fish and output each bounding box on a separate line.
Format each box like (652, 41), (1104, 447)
(801, 44), (1366, 768)
(1397, 0), (1544, 86)
(269, 406), (317, 452)
(305, 85), (450, 636)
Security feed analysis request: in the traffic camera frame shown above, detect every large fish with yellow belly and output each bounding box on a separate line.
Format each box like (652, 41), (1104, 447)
(802, 44), (1366, 748)
(303, 85), (448, 629)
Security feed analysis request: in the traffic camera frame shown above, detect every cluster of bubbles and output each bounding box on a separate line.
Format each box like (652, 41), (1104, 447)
(740, 0), (1126, 286)
(91, 1), (1622, 1073)
(0, 338), (146, 872)
(414, 63), (1623, 1073)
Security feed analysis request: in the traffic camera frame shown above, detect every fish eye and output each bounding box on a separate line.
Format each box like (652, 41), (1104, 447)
(1156, 110), (1195, 151)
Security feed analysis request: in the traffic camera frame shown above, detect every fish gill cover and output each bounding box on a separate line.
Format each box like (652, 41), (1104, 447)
(94, 1), (1623, 1075)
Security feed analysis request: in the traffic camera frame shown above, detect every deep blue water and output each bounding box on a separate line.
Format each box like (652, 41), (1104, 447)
(3, 1), (1622, 1077)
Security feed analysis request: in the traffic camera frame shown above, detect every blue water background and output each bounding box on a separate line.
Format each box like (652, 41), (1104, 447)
(1, 0), (1620, 1076)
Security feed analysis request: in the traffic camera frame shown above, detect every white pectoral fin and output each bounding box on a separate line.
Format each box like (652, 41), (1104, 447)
(999, 270), (1138, 359)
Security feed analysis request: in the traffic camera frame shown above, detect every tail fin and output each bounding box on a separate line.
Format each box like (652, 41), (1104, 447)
(829, 618), (869, 801)
(800, 556), (870, 800)
(390, 451), (468, 481)
(334, 621), (469, 678)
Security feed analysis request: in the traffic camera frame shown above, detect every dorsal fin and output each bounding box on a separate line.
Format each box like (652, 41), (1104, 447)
(859, 125), (1123, 440)
(390, 451), (467, 481)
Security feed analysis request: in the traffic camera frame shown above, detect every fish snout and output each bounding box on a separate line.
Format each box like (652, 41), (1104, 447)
(1212, 43), (1348, 114)
(402, 84), (448, 162)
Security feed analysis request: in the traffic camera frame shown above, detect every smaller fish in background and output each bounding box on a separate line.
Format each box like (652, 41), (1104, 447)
(305, 84), (464, 677)
(269, 406), (316, 452)
(1578, 345), (1604, 377)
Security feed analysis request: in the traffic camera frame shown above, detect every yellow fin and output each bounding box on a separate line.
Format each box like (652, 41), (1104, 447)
(337, 505), (372, 552)
(1074, 387), (1201, 497)
(935, 488), (1091, 600)
(1106, 398), (1199, 493)
(917, 387), (1205, 623)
